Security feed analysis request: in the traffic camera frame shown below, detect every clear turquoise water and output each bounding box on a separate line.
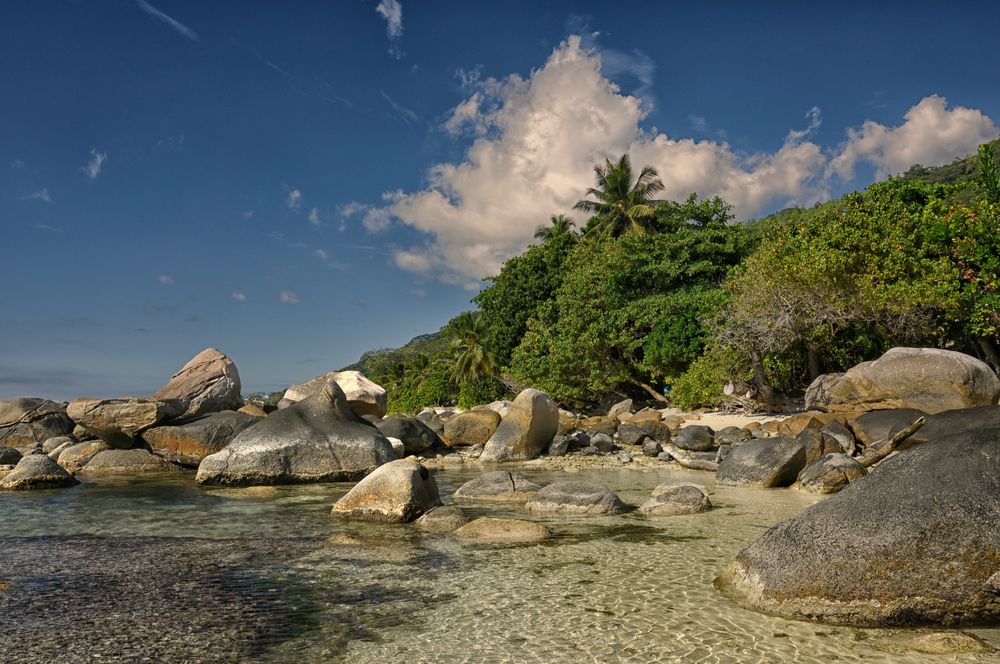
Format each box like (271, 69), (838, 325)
(1, 465), (998, 663)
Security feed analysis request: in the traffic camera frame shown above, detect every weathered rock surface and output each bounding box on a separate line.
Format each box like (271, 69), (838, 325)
(279, 370), (387, 418)
(907, 405), (1000, 447)
(715, 437), (806, 488)
(453, 517), (551, 544)
(0, 454), (78, 490)
(375, 415), (441, 454)
(796, 428), (846, 462)
(820, 419), (856, 456)
(415, 506), (469, 533)
(525, 481), (628, 516)
(196, 382), (395, 486)
(331, 459), (440, 523)
(480, 388), (558, 462)
(481, 400), (513, 418)
(79, 449), (181, 475)
(42, 435), (76, 454)
(607, 399), (633, 419)
(141, 411), (258, 467)
(794, 453), (867, 494)
(806, 347), (1000, 414)
(577, 415), (618, 437)
(442, 409), (501, 447)
(674, 425), (715, 452)
(56, 441), (110, 473)
(639, 484), (712, 515)
(152, 348), (243, 418)
(716, 426), (1000, 626)
(66, 397), (184, 449)
(616, 422), (650, 446)
(453, 471), (543, 503)
(0, 446), (22, 465)
(849, 408), (926, 448)
(0, 398), (74, 452)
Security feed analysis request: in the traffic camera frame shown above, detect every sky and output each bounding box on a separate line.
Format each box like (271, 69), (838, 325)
(3, 0), (1000, 400)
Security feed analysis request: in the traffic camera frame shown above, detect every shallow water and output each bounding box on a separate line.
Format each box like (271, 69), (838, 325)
(1, 465), (998, 663)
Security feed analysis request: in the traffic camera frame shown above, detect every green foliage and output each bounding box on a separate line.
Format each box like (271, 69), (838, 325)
(387, 360), (454, 414)
(575, 154), (665, 237)
(457, 374), (508, 409)
(979, 143), (1000, 205)
(446, 311), (496, 385)
(670, 346), (746, 410)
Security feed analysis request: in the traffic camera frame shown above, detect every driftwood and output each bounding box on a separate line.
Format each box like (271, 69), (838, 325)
(857, 417), (926, 468)
(661, 443), (719, 472)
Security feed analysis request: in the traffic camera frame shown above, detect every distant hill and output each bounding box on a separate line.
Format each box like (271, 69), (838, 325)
(898, 138), (1000, 200)
(341, 330), (449, 375)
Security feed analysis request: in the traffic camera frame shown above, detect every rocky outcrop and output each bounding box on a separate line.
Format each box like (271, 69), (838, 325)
(442, 410), (501, 447)
(152, 348), (242, 418)
(716, 426), (1000, 626)
(56, 441), (110, 473)
(0, 398), (74, 452)
(0, 454), (79, 490)
(196, 381), (394, 486)
(525, 481), (628, 515)
(415, 506), (469, 533)
(375, 415), (441, 454)
(715, 437), (806, 488)
(794, 453), (867, 494)
(806, 347), (1000, 414)
(279, 370), (387, 418)
(480, 388), (559, 462)
(453, 517), (551, 544)
(639, 484), (712, 515)
(66, 397), (184, 449)
(79, 449), (182, 475)
(141, 411), (258, 467)
(453, 471), (543, 503)
(331, 458), (440, 523)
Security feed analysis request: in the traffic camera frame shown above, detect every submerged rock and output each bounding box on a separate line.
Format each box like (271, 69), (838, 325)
(0, 454), (78, 490)
(142, 411), (258, 467)
(480, 388), (558, 462)
(525, 481), (628, 516)
(152, 347), (243, 418)
(79, 449), (182, 475)
(715, 437), (806, 488)
(415, 506), (470, 533)
(331, 458), (440, 523)
(453, 517), (551, 544)
(66, 397), (184, 449)
(453, 470), (543, 503)
(279, 370), (387, 418)
(639, 485), (712, 515)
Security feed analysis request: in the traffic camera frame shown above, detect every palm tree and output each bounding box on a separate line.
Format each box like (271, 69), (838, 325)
(534, 214), (575, 242)
(574, 153), (665, 237)
(447, 311), (495, 386)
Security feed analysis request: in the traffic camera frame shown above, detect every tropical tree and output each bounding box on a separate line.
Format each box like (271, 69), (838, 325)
(574, 153), (665, 237)
(447, 311), (495, 385)
(534, 214), (575, 241)
(979, 143), (1000, 205)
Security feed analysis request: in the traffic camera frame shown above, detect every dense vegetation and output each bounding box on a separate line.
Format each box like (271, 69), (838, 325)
(351, 141), (1000, 414)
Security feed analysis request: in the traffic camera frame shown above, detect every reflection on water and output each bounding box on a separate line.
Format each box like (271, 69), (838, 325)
(1, 466), (997, 663)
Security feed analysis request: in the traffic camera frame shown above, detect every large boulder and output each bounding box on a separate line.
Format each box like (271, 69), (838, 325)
(480, 388), (559, 462)
(674, 425), (715, 451)
(453, 471), (543, 503)
(0, 398), (74, 452)
(715, 437), (807, 488)
(849, 408), (927, 448)
(57, 441), (110, 473)
(66, 397), (185, 449)
(196, 381), (394, 486)
(279, 370), (387, 418)
(141, 411), (258, 467)
(716, 426), (1000, 626)
(442, 410), (501, 447)
(525, 481), (628, 516)
(331, 458), (440, 523)
(806, 347), (1000, 414)
(375, 415), (441, 454)
(908, 405), (1000, 447)
(79, 449), (182, 475)
(794, 453), (867, 494)
(0, 454), (78, 490)
(453, 517), (551, 544)
(152, 347), (243, 417)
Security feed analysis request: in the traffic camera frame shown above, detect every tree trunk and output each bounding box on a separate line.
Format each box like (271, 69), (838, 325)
(976, 336), (1000, 373)
(631, 379), (670, 404)
(858, 417), (926, 468)
(749, 349), (775, 405)
(807, 343), (821, 382)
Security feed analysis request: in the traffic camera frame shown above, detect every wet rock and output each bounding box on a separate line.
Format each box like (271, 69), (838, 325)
(715, 437), (806, 488)
(674, 425), (715, 452)
(331, 458), (440, 523)
(902, 631), (994, 654)
(375, 415), (442, 454)
(639, 484), (712, 515)
(616, 422), (649, 446)
(716, 425), (1000, 626)
(80, 449), (182, 475)
(453, 470), (542, 503)
(442, 410), (500, 447)
(142, 411), (258, 467)
(415, 506), (470, 533)
(279, 370), (387, 418)
(0, 454), (78, 490)
(642, 439), (662, 457)
(196, 381), (394, 486)
(480, 388), (559, 462)
(0, 446), (22, 465)
(152, 347), (243, 418)
(453, 517), (551, 544)
(794, 454), (867, 494)
(526, 481), (628, 516)
(806, 347), (1000, 414)
(0, 398), (74, 451)
(56, 441), (110, 473)
(591, 433), (615, 453)
(66, 397), (184, 449)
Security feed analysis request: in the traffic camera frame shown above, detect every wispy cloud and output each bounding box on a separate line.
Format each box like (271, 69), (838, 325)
(10, 159), (24, 169)
(31, 223), (61, 232)
(242, 209), (254, 219)
(279, 291), (300, 304)
(314, 248), (329, 261)
(153, 132), (185, 152)
(380, 90), (421, 126)
(375, 0), (404, 59)
(27, 188), (52, 203)
(136, 0), (199, 41)
(231, 291), (247, 302)
(82, 149), (107, 180)
(286, 188), (302, 210)
(158, 275), (173, 285)
(338, 200), (392, 232)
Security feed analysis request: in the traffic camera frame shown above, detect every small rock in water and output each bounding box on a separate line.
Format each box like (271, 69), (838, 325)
(640, 484), (712, 516)
(415, 506), (470, 533)
(0, 454), (79, 490)
(454, 470), (542, 503)
(900, 631), (993, 654)
(331, 458), (441, 523)
(453, 517), (551, 544)
(526, 481), (628, 515)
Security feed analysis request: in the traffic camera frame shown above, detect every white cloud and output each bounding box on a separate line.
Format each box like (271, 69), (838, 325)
(362, 207), (392, 233)
(158, 275), (173, 285)
(308, 207), (320, 226)
(828, 95), (998, 180)
(231, 291), (247, 302)
(375, 0), (404, 58)
(314, 248), (329, 260)
(242, 209), (254, 219)
(136, 0), (199, 41)
(286, 189), (302, 210)
(279, 291), (300, 304)
(83, 149), (107, 180)
(28, 188), (52, 203)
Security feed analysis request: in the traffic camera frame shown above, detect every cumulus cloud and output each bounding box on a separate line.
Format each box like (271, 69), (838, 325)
(231, 291), (247, 302)
(286, 188), (302, 210)
(279, 291), (300, 304)
(375, 0), (404, 58)
(828, 95), (999, 180)
(83, 149), (107, 180)
(158, 275), (173, 285)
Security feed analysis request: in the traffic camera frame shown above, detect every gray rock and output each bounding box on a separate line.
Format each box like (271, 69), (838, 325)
(466, 443), (484, 459)
(642, 439), (662, 457)
(674, 425), (715, 452)
(279, 370), (387, 418)
(442, 409), (501, 447)
(0, 454), (78, 490)
(636, 420), (672, 444)
(607, 398), (633, 419)
(417, 410), (446, 435)
(616, 422), (649, 446)
(795, 453), (866, 494)
(453, 470), (542, 503)
(0, 445), (22, 465)
(525, 481), (628, 516)
(387, 437), (405, 458)
(453, 517), (551, 544)
(907, 405), (1000, 447)
(850, 408), (927, 448)
(591, 433), (615, 453)
(715, 437), (806, 488)
(640, 484), (712, 515)
(715, 426), (751, 445)
(480, 388), (559, 462)
(42, 435), (77, 454)
(56, 441), (110, 473)
(821, 419), (856, 456)
(46, 439), (76, 460)
(480, 400), (513, 418)
(375, 415), (442, 454)
(547, 435), (570, 457)
(152, 347), (243, 418)
(415, 506), (469, 533)
(142, 411), (258, 467)
(80, 448), (182, 475)
(716, 425), (1000, 626)
(331, 458), (440, 523)
(195, 381), (395, 486)
(66, 397), (185, 449)
(796, 427), (846, 462)
(0, 398), (74, 451)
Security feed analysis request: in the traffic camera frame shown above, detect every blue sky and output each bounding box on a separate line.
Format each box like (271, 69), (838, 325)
(3, 0), (999, 400)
